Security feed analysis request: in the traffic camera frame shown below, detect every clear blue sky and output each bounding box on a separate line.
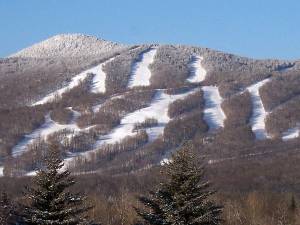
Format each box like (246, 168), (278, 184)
(1, 0), (300, 59)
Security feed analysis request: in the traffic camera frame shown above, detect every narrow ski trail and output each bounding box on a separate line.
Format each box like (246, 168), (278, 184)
(91, 57), (115, 93)
(186, 55), (226, 132)
(247, 78), (271, 140)
(128, 47), (157, 87)
(32, 57), (115, 105)
(12, 109), (87, 157)
(202, 86), (226, 131)
(187, 56), (207, 83)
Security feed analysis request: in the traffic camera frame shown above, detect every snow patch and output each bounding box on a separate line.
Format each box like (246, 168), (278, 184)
(128, 47), (157, 87)
(187, 56), (207, 83)
(33, 71), (88, 106)
(202, 86), (226, 131)
(247, 78), (271, 140)
(32, 58), (115, 105)
(12, 109), (85, 157)
(282, 127), (300, 141)
(0, 167), (3, 177)
(160, 158), (172, 165)
(64, 89), (198, 167)
(91, 57), (116, 93)
(94, 89), (196, 147)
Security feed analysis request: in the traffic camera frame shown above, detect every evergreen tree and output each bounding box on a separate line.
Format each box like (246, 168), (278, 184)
(135, 144), (223, 225)
(0, 192), (14, 225)
(20, 143), (93, 225)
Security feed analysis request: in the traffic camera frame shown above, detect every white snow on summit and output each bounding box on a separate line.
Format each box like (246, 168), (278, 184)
(247, 78), (271, 140)
(10, 34), (126, 58)
(187, 56), (207, 83)
(128, 47), (158, 87)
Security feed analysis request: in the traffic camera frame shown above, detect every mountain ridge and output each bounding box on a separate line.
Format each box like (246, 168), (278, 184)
(1, 34), (300, 177)
(9, 33), (127, 58)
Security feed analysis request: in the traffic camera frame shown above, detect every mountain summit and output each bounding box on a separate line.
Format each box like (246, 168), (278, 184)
(9, 33), (126, 58)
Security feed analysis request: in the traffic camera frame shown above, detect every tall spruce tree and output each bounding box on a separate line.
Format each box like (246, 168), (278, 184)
(20, 143), (93, 225)
(135, 144), (223, 225)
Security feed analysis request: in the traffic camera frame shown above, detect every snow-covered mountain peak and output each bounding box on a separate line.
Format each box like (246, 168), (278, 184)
(9, 33), (127, 58)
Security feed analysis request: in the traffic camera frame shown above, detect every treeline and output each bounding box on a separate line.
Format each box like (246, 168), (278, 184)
(149, 45), (192, 88)
(2, 142), (300, 225)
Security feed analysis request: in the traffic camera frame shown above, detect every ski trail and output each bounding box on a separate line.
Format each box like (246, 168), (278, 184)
(247, 78), (271, 140)
(11, 109), (88, 157)
(187, 56), (207, 83)
(32, 57), (115, 106)
(91, 57), (115, 93)
(202, 86), (226, 131)
(282, 127), (300, 141)
(128, 47), (157, 87)
(94, 89), (197, 147)
(64, 88), (198, 167)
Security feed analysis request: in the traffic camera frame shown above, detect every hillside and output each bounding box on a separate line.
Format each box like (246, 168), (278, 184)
(9, 33), (126, 58)
(1, 34), (300, 178)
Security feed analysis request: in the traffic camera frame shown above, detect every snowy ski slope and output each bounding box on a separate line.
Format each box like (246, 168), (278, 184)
(282, 127), (300, 141)
(93, 89), (198, 148)
(91, 57), (115, 93)
(187, 55), (226, 131)
(187, 56), (207, 83)
(247, 78), (271, 140)
(63, 88), (199, 168)
(202, 86), (226, 131)
(12, 109), (86, 157)
(32, 57), (115, 105)
(128, 47), (157, 87)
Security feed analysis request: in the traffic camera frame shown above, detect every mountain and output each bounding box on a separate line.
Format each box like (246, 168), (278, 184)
(9, 33), (126, 58)
(1, 33), (300, 178)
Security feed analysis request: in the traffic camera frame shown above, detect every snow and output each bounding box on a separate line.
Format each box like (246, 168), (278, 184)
(91, 57), (115, 93)
(26, 171), (37, 176)
(247, 78), (271, 140)
(282, 127), (300, 141)
(64, 89), (198, 167)
(160, 158), (172, 165)
(187, 56), (207, 83)
(10, 34), (126, 58)
(0, 167), (3, 177)
(12, 109), (85, 157)
(202, 86), (226, 131)
(32, 71), (88, 106)
(32, 57), (115, 105)
(128, 47), (158, 87)
(94, 89), (197, 147)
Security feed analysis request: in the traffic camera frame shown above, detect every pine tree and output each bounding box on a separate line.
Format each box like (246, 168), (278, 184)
(0, 192), (14, 225)
(135, 144), (223, 225)
(20, 143), (93, 225)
